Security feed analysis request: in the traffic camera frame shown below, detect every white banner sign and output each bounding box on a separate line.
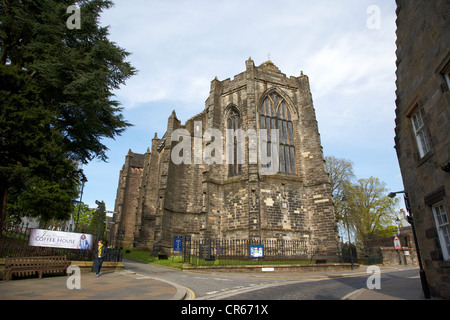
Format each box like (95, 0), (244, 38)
(29, 229), (94, 250)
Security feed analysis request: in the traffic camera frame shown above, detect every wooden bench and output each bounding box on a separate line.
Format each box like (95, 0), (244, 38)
(4, 256), (71, 281)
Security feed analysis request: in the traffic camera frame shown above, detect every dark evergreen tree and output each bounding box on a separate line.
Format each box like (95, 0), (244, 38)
(0, 0), (136, 226)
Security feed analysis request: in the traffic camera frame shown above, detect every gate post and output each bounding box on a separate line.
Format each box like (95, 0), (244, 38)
(183, 235), (191, 263)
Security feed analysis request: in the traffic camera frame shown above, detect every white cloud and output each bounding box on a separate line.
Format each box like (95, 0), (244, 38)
(305, 29), (396, 98)
(86, 0), (401, 210)
(102, 0), (377, 109)
(100, 0), (397, 144)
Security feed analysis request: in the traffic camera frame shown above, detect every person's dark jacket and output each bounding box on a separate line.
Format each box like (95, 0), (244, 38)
(96, 244), (107, 259)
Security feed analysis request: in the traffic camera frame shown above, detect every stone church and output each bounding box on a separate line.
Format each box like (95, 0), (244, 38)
(113, 58), (339, 257)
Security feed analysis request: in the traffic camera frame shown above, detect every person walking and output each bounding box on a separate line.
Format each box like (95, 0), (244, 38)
(94, 240), (107, 277)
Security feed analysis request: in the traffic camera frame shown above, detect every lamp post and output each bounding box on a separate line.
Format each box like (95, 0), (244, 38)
(342, 195), (354, 270)
(76, 174), (88, 228)
(105, 210), (119, 247)
(95, 200), (105, 243)
(388, 190), (430, 299)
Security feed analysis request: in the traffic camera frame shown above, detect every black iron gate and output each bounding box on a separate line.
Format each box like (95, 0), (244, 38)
(366, 247), (383, 265)
(183, 235), (191, 263)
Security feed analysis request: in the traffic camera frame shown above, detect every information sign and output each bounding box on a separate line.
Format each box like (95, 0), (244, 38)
(199, 244), (211, 259)
(174, 236), (183, 251)
(249, 245), (264, 258)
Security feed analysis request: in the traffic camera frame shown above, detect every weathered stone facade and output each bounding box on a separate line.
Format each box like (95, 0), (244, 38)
(114, 59), (339, 258)
(112, 150), (144, 248)
(394, 0), (450, 299)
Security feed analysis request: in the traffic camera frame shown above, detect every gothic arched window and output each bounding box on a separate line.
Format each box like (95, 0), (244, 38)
(260, 92), (296, 174)
(227, 107), (242, 177)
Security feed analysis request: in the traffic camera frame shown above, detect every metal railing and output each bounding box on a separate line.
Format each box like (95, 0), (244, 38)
(185, 238), (323, 266)
(0, 223), (122, 262)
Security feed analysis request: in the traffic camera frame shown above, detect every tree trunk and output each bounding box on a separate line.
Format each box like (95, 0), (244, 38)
(0, 186), (7, 233)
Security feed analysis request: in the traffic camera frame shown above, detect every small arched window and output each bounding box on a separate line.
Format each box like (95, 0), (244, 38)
(227, 107), (241, 177)
(260, 92), (296, 174)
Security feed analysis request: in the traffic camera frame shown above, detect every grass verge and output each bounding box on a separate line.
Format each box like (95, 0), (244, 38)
(122, 248), (320, 269)
(122, 248), (184, 269)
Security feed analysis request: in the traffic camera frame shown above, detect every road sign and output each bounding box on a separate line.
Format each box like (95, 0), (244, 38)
(394, 235), (402, 250)
(174, 236), (183, 251)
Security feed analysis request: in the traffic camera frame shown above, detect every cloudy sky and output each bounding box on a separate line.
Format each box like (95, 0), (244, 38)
(80, 0), (403, 213)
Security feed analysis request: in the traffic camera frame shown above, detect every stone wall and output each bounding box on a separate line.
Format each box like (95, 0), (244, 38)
(394, 0), (450, 299)
(380, 247), (416, 266)
(112, 150), (144, 248)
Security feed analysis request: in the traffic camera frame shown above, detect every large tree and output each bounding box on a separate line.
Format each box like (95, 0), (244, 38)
(325, 155), (355, 222)
(325, 156), (399, 244)
(0, 0), (136, 227)
(343, 177), (399, 244)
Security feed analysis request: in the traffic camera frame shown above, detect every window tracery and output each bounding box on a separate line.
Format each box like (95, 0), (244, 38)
(260, 92), (296, 174)
(227, 107), (241, 177)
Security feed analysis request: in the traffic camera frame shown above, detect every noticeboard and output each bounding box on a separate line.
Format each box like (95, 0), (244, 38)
(199, 244), (211, 259)
(249, 245), (264, 258)
(174, 236), (183, 252)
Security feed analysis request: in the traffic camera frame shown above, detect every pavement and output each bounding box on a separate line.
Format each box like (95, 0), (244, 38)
(0, 263), (437, 301)
(343, 274), (428, 300)
(0, 268), (188, 300)
(341, 270), (431, 300)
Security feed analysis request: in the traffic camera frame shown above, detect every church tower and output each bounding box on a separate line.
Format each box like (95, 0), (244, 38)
(117, 59), (339, 257)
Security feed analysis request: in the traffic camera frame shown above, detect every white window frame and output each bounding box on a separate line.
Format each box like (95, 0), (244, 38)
(432, 203), (450, 261)
(410, 108), (431, 158)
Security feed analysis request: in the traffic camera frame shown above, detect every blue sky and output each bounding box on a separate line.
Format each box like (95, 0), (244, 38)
(79, 0), (404, 213)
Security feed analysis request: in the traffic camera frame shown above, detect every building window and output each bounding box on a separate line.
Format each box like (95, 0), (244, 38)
(227, 107), (241, 177)
(440, 60), (450, 91)
(443, 72), (450, 91)
(410, 108), (431, 158)
(260, 92), (296, 174)
(432, 203), (450, 261)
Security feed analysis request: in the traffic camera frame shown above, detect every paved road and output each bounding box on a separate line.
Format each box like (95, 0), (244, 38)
(220, 269), (420, 300)
(123, 258), (294, 299)
(0, 258), (428, 304)
(122, 258), (421, 300)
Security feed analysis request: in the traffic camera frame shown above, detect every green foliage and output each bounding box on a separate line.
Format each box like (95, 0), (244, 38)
(326, 156), (400, 244)
(0, 0), (136, 224)
(325, 156), (355, 222)
(73, 203), (97, 230)
(123, 249), (184, 269)
(373, 225), (399, 238)
(344, 177), (399, 243)
(1, 0), (135, 164)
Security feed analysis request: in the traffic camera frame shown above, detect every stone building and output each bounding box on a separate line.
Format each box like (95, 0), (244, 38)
(113, 58), (339, 258)
(112, 150), (144, 248)
(394, 0), (450, 298)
